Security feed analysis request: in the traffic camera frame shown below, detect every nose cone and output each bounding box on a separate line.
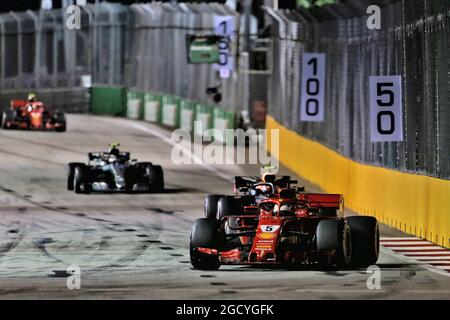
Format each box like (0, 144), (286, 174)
(113, 165), (127, 189)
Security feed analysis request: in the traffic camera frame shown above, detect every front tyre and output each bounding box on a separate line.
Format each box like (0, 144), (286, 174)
(148, 165), (164, 192)
(67, 163), (84, 191)
(316, 219), (352, 269)
(346, 216), (379, 267)
(190, 218), (221, 270)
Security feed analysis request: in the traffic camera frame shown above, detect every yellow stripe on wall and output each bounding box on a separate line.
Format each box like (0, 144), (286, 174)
(266, 115), (450, 248)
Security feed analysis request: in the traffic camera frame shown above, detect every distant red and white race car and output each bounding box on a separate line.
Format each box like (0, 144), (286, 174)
(190, 189), (379, 270)
(1, 94), (66, 132)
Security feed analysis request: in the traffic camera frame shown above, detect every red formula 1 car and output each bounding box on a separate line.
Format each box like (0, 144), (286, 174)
(190, 189), (379, 270)
(1, 95), (66, 132)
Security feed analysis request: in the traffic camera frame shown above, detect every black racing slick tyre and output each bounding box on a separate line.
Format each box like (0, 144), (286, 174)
(204, 194), (224, 220)
(217, 196), (256, 221)
(148, 165), (164, 192)
(1, 110), (15, 129)
(217, 196), (239, 221)
(55, 122), (66, 132)
(346, 216), (380, 267)
(316, 219), (352, 269)
(190, 218), (221, 270)
(74, 166), (91, 194)
(67, 163), (84, 191)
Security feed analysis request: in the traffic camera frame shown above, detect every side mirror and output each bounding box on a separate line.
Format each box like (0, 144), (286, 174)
(297, 186), (305, 193)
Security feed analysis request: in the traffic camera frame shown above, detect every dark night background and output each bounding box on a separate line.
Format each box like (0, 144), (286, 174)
(0, 0), (297, 13)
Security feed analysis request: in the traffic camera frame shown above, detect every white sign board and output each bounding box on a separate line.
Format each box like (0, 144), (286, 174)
(369, 76), (403, 142)
(300, 53), (326, 122)
(213, 16), (235, 76)
(41, 0), (53, 10)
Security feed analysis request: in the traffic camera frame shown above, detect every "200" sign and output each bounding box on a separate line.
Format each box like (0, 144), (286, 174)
(369, 76), (403, 142)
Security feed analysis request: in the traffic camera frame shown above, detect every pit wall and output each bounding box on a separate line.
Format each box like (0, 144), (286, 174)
(266, 116), (450, 248)
(91, 86), (236, 135)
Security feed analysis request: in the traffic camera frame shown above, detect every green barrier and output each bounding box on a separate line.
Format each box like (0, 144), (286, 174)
(93, 87), (237, 139)
(161, 95), (180, 128)
(91, 86), (126, 116)
(144, 93), (162, 123)
(126, 90), (144, 120)
(213, 107), (236, 143)
(179, 99), (196, 131)
(194, 104), (214, 138)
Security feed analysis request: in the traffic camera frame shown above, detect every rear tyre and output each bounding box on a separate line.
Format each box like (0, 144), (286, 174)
(67, 162), (84, 191)
(148, 165), (164, 192)
(1, 110), (14, 129)
(346, 216), (379, 267)
(316, 219), (352, 269)
(204, 194), (224, 219)
(55, 123), (66, 132)
(52, 113), (66, 132)
(217, 196), (239, 221)
(190, 218), (221, 270)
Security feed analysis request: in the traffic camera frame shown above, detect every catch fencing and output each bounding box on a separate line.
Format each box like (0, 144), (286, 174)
(0, 2), (258, 119)
(266, 0), (450, 180)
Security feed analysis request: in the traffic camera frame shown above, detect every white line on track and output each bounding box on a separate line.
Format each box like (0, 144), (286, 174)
(380, 241), (434, 245)
(389, 246), (447, 251)
(402, 251), (450, 256)
(413, 257), (450, 261)
(127, 121), (230, 181)
(435, 266), (450, 271)
(380, 237), (421, 241)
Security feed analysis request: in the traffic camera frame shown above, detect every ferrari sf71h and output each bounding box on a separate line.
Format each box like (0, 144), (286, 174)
(191, 189), (379, 270)
(1, 95), (66, 132)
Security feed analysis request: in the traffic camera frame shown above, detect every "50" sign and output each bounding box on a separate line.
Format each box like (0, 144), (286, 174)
(369, 76), (403, 142)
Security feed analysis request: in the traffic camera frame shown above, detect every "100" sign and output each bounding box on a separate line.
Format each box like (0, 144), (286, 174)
(300, 53), (326, 122)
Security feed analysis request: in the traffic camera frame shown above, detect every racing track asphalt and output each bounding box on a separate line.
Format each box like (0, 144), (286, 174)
(0, 114), (449, 299)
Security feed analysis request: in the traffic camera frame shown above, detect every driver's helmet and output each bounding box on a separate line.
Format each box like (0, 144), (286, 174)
(261, 173), (276, 183)
(109, 142), (120, 157)
(27, 93), (36, 102)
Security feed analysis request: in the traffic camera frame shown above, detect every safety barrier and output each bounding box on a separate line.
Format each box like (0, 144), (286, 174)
(266, 116), (450, 248)
(92, 85), (237, 137)
(91, 86), (126, 116)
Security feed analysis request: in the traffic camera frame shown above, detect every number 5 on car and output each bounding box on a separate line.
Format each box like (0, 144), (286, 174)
(369, 75), (403, 142)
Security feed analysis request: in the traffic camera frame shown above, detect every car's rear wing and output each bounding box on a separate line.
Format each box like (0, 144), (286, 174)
(234, 175), (298, 190)
(10, 100), (27, 108)
(88, 152), (130, 161)
(298, 193), (343, 209)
